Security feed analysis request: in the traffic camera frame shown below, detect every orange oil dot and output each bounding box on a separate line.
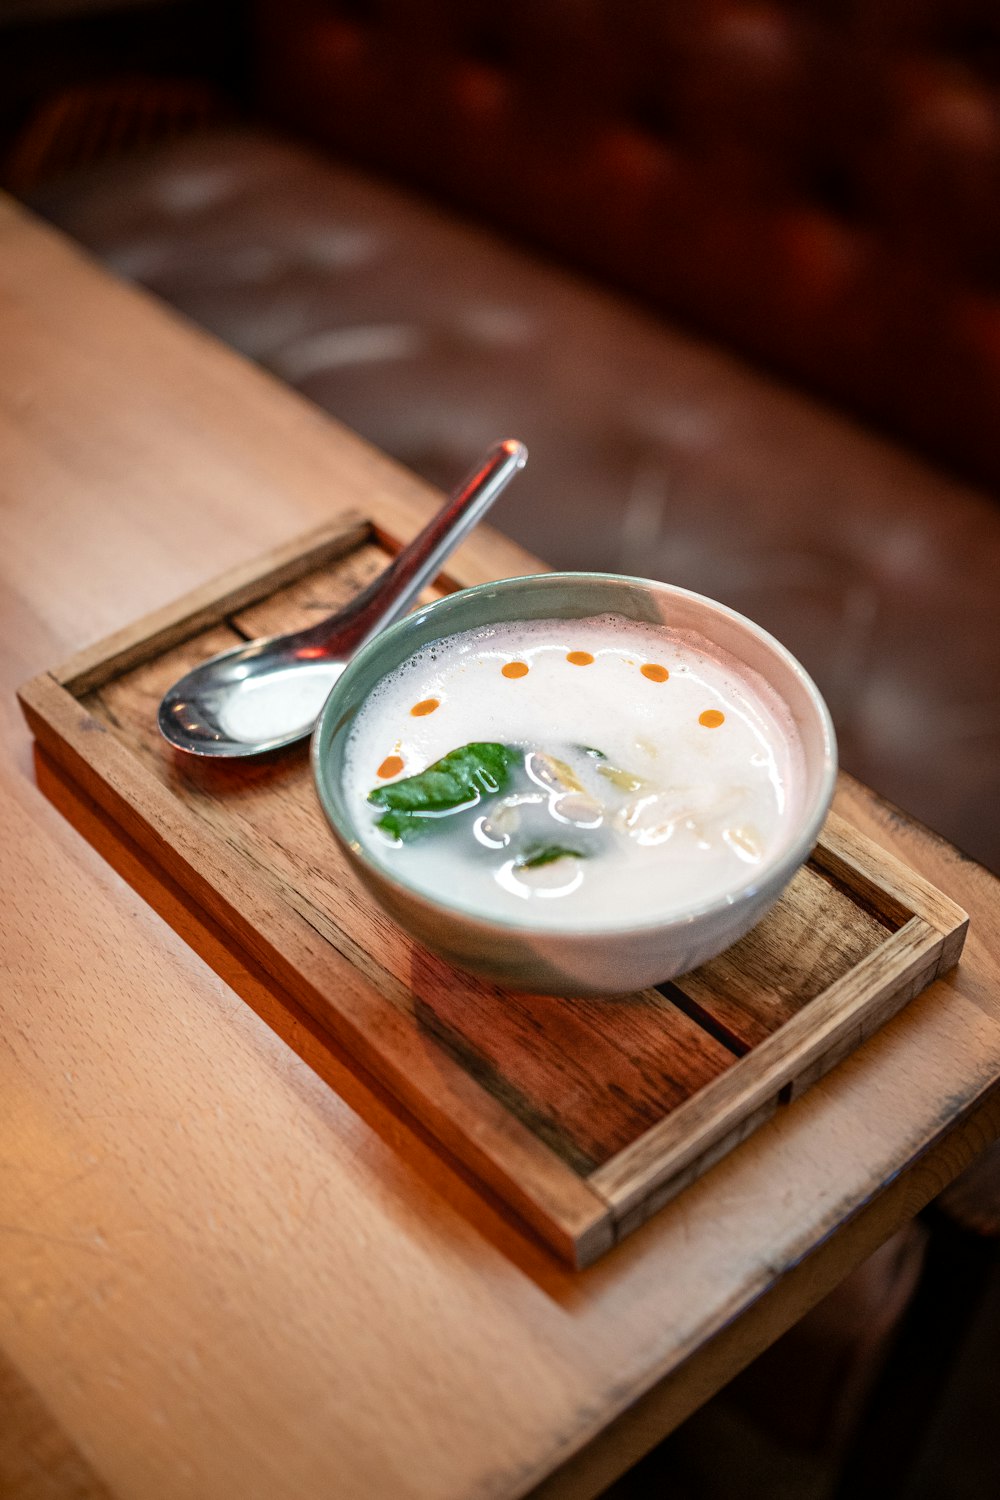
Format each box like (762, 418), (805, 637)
(640, 663), (669, 682)
(410, 697), (440, 716)
(501, 661), (529, 678)
(566, 651), (594, 666)
(377, 754), (405, 779)
(699, 709), (725, 728)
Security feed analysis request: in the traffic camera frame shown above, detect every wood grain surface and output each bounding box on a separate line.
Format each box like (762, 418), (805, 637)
(4, 194), (1000, 1500)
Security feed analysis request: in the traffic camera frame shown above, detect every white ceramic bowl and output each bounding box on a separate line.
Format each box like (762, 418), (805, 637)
(312, 572), (837, 994)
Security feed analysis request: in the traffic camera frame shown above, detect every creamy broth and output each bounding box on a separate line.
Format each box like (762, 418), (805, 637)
(341, 615), (805, 928)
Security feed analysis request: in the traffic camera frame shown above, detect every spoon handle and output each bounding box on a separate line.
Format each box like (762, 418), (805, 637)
(303, 439), (528, 654)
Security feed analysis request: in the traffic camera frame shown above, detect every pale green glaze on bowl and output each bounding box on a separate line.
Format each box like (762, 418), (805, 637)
(311, 573), (837, 995)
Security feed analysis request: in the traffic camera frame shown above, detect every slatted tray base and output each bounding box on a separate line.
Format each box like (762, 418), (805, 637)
(18, 514), (969, 1266)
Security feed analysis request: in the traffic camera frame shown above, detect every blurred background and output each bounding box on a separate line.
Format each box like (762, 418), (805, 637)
(3, 2), (999, 1496)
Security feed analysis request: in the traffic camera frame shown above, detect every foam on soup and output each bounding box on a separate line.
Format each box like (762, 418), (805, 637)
(341, 614), (806, 928)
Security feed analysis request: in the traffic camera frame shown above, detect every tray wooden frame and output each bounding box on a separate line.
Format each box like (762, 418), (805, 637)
(18, 512), (969, 1267)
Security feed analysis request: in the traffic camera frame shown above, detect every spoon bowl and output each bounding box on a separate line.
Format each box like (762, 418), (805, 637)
(158, 439), (527, 757)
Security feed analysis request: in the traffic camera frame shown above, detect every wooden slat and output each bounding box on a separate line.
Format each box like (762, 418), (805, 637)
(230, 540), (404, 638)
(815, 809), (969, 967)
(668, 863), (893, 1052)
(590, 917), (946, 1232)
(414, 983), (735, 1175)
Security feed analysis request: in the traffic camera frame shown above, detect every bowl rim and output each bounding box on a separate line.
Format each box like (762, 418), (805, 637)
(311, 570), (838, 937)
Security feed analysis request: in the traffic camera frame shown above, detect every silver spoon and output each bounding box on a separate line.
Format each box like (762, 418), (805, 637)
(158, 438), (527, 758)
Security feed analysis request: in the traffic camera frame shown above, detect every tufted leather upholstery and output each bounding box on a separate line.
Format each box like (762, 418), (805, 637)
(257, 0), (1000, 494)
(30, 126), (1000, 874)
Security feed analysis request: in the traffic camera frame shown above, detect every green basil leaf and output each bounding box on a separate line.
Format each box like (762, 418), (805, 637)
(368, 742), (520, 841)
(518, 844), (586, 869)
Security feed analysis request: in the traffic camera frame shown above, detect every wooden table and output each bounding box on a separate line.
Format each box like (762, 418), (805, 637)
(3, 193), (1000, 1500)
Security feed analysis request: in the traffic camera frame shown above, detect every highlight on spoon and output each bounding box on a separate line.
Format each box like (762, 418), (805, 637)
(156, 438), (528, 758)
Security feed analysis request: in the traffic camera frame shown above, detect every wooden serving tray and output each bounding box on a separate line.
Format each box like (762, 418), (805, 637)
(18, 513), (969, 1267)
